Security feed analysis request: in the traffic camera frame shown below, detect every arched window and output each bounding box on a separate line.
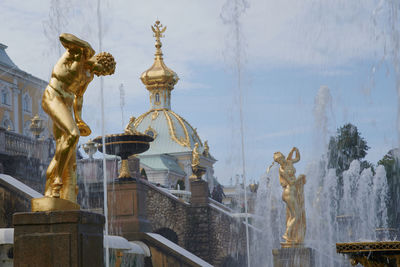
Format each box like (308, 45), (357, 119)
(22, 93), (32, 113)
(1, 89), (10, 105)
(155, 93), (160, 103)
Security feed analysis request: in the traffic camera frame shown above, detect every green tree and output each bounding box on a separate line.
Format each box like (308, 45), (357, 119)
(378, 148), (400, 227)
(328, 123), (371, 176)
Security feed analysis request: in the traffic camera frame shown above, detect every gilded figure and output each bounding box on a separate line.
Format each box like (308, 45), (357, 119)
(190, 142), (206, 179)
(273, 147), (306, 246)
(125, 116), (137, 134)
(192, 142), (200, 168)
(203, 140), (210, 157)
(42, 33), (115, 202)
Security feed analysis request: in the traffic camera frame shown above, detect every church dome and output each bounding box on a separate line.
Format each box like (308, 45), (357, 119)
(134, 109), (204, 155)
(130, 21), (206, 156)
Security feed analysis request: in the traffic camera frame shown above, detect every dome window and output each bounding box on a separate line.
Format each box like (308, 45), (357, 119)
(145, 126), (157, 139)
(155, 93), (160, 105)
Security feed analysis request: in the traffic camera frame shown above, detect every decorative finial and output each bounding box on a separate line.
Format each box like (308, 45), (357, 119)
(151, 20), (166, 41)
(151, 20), (167, 56)
(29, 114), (45, 139)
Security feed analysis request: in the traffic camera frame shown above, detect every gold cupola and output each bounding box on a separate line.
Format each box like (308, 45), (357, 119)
(140, 20), (179, 110)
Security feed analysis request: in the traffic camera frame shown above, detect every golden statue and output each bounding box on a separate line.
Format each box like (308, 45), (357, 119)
(124, 116), (137, 134)
(190, 142), (206, 180)
(273, 147), (306, 247)
(203, 140), (210, 157)
(32, 33), (116, 211)
(192, 143), (200, 168)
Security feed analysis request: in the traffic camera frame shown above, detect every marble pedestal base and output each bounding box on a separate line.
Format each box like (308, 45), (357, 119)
(13, 210), (104, 267)
(272, 247), (314, 267)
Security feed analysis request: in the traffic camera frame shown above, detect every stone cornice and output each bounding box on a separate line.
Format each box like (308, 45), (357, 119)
(0, 63), (47, 88)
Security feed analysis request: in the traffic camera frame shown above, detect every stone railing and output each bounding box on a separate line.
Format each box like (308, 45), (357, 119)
(0, 127), (52, 162)
(169, 189), (192, 203)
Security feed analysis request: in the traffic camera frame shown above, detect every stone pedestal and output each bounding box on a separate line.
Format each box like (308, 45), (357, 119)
(187, 179), (211, 262)
(272, 247), (314, 267)
(190, 179), (209, 206)
(13, 210), (104, 267)
(108, 178), (151, 240)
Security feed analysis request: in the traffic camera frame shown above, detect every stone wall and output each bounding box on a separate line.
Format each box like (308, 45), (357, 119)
(146, 183), (189, 248)
(143, 181), (248, 267)
(0, 184), (31, 228)
(209, 203), (247, 266)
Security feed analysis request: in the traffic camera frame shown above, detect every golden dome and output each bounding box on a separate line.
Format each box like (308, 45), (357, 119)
(132, 109), (204, 155)
(140, 21), (179, 91)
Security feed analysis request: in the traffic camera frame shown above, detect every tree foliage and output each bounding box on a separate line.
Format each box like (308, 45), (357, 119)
(378, 149), (400, 227)
(328, 123), (371, 176)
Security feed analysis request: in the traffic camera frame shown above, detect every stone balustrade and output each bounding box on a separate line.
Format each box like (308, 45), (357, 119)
(169, 189), (192, 203)
(0, 127), (52, 162)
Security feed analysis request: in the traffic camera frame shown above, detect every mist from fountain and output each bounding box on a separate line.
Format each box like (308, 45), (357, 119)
(252, 85), (390, 267)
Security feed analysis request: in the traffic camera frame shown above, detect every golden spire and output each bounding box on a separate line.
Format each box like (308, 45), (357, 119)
(141, 20), (179, 110)
(151, 20), (166, 58)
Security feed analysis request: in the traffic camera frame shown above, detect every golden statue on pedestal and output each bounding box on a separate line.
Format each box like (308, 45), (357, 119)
(32, 33), (116, 212)
(190, 142), (206, 180)
(273, 147), (306, 247)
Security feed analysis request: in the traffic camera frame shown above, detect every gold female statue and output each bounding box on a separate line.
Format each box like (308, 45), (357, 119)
(273, 147), (306, 246)
(40, 33), (115, 206)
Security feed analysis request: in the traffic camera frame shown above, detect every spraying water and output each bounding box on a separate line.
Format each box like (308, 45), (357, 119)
(119, 83), (125, 130)
(220, 0), (250, 265)
(312, 85), (333, 154)
(96, 0), (109, 266)
(253, 82), (389, 266)
(371, 0), (400, 146)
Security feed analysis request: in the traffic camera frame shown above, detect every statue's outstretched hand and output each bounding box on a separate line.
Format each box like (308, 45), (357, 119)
(77, 121), (91, 136)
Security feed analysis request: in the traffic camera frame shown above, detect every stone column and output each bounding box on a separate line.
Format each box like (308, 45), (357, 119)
(13, 210), (104, 267)
(187, 179), (211, 262)
(12, 87), (20, 134)
(108, 178), (151, 240)
(190, 179), (209, 207)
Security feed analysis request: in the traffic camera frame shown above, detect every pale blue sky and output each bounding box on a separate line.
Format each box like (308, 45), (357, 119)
(0, 0), (398, 184)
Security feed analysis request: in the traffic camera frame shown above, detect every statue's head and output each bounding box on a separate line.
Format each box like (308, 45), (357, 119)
(91, 52), (116, 76)
(273, 151), (285, 165)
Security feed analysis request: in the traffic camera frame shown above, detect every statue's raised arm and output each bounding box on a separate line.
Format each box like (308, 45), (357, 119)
(287, 147), (300, 163)
(59, 33), (95, 58)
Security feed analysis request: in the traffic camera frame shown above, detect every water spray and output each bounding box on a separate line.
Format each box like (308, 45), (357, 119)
(97, 0), (109, 266)
(119, 83), (125, 131)
(221, 0), (250, 265)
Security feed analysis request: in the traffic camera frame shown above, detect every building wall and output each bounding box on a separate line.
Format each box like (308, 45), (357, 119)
(0, 64), (50, 138)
